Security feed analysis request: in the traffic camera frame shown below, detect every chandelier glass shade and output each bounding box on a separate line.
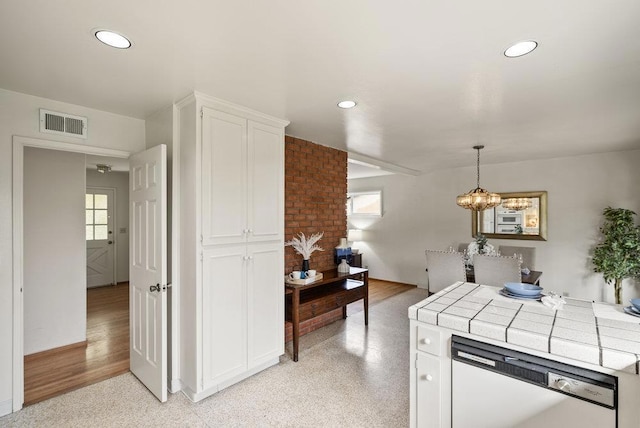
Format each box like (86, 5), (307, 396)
(501, 198), (532, 211)
(456, 145), (501, 211)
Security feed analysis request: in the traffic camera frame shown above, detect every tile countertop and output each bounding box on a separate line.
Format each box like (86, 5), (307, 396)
(409, 282), (640, 375)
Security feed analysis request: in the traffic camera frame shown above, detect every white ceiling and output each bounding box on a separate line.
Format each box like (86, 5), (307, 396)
(2, 1), (640, 173)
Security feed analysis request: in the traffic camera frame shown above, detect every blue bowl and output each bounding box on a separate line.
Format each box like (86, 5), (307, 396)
(504, 282), (543, 296)
(630, 298), (640, 311)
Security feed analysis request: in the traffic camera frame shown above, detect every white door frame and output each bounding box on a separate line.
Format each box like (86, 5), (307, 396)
(86, 186), (118, 287)
(12, 136), (130, 411)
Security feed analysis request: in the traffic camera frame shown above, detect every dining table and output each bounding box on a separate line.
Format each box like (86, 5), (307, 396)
(465, 268), (542, 285)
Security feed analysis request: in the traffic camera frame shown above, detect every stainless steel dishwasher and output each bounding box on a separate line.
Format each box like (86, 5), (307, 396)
(451, 335), (617, 428)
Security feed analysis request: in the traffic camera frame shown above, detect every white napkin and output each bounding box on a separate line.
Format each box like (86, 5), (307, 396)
(541, 293), (566, 310)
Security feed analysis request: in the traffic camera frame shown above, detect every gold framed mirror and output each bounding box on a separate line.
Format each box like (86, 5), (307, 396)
(471, 191), (548, 241)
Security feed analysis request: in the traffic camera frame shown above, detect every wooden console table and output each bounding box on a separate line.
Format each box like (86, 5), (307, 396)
(285, 267), (368, 362)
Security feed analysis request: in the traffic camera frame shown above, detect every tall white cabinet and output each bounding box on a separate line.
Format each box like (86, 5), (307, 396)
(177, 93), (289, 401)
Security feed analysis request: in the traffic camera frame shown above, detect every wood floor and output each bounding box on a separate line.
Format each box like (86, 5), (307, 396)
(22, 278), (414, 406)
(24, 282), (130, 406)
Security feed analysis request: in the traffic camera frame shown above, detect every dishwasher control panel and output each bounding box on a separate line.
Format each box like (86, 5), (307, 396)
(548, 372), (614, 407)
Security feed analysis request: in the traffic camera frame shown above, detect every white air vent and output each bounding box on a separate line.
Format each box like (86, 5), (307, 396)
(39, 109), (88, 139)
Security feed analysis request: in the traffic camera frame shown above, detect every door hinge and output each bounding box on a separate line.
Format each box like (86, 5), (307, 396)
(200, 252), (203, 261)
(200, 109), (203, 118)
(200, 234), (203, 243)
(415, 355), (418, 369)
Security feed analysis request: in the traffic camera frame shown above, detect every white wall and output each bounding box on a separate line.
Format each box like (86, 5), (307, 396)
(86, 170), (130, 283)
(0, 88), (145, 413)
(348, 149), (640, 304)
(24, 148), (87, 354)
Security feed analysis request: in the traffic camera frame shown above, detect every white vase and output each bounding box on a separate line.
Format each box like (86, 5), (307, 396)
(337, 258), (350, 273)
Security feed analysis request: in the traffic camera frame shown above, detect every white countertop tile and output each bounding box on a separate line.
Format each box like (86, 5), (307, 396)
(451, 300), (486, 311)
(474, 311), (513, 326)
(434, 296), (458, 306)
(554, 317), (597, 333)
(597, 317), (640, 332)
(482, 305), (518, 318)
(598, 325), (640, 342)
(551, 326), (599, 345)
(600, 336), (640, 354)
(508, 329), (549, 353)
(514, 311), (554, 325)
(555, 310), (597, 323)
(416, 308), (438, 325)
(510, 318), (553, 335)
(424, 302), (449, 312)
(550, 337), (600, 365)
(437, 312), (470, 332)
(601, 348), (638, 374)
(442, 306), (480, 318)
(470, 319), (507, 342)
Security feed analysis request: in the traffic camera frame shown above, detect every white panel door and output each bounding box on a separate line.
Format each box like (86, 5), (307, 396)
(86, 188), (115, 287)
(129, 144), (167, 402)
(247, 121), (283, 243)
(201, 107), (247, 246)
(247, 242), (283, 368)
(202, 244), (247, 389)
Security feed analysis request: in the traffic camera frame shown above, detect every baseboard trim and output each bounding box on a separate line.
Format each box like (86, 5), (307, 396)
(0, 399), (12, 417)
(168, 378), (183, 394)
(369, 277), (417, 287)
(24, 340), (88, 361)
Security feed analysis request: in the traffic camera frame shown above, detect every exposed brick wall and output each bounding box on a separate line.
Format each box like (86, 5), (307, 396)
(284, 135), (348, 342)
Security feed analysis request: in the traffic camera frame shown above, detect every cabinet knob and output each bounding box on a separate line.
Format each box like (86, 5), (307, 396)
(426, 374), (433, 382)
(421, 338), (431, 345)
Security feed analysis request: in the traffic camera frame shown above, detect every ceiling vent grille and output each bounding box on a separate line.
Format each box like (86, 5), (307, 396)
(39, 109), (88, 139)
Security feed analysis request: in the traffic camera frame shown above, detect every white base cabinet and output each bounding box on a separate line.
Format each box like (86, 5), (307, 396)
(202, 242), (283, 391)
(177, 92), (289, 402)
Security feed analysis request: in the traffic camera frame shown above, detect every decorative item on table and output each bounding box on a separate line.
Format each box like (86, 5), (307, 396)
(335, 237), (353, 266)
(591, 207), (640, 304)
(541, 292), (565, 310)
(337, 258), (350, 273)
(499, 282), (544, 301)
(285, 231), (324, 274)
(466, 233), (496, 265)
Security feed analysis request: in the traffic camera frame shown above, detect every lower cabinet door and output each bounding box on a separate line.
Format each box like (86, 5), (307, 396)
(416, 352), (442, 428)
(202, 244), (248, 389)
(247, 242), (284, 368)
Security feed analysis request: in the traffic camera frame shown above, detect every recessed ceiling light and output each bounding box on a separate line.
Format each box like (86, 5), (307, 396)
(95, 30), (132, 49)
(337, 100), (357, 109)
(504, 40), (538, 58)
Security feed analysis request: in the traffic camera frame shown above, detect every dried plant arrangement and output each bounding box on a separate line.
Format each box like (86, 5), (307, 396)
(285, 232), (325, 260)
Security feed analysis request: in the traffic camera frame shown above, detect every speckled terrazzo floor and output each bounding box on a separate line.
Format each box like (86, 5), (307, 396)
(1, 287), (428, 428)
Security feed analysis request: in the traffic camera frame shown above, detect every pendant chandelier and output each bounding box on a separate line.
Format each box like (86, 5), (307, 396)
(456, 145), (501, 211)
(501, 198), (532, 211)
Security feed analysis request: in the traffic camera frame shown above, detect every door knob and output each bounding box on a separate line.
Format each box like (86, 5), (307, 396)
(149, 284), (161, 292)
(108, 241), (113, 244)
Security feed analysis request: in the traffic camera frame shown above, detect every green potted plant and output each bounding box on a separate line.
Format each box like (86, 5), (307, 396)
(592, 207), (640, 304)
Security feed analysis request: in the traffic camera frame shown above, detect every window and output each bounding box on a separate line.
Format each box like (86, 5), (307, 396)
(86, 193), (109, 240)
(347, 190), (382, 216)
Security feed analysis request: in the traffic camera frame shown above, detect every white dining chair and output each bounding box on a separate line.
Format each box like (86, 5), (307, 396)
(498, 245), (536, 270)
(425, 250), (467, 294)
(473, 254), (521, 287)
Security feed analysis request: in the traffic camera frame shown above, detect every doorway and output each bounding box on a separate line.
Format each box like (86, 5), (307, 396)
(11, 137), (132, 411)
(22, 151), (132, 405)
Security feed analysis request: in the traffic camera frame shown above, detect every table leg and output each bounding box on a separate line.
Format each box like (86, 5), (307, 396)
(342, 306), (347, 319)
(292, 288), (300, 362)
(364, 271), (369, 326)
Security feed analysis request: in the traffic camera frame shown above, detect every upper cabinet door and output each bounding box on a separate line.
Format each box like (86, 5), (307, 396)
(202, 107), (248, 246)
(247, 121), (284, 243)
